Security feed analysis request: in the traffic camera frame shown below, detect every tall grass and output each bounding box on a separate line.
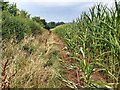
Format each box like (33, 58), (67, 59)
(1, 31), (63, 88)
(54, 1), (120, 88)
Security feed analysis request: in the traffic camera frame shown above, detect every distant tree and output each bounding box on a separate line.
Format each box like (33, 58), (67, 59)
(32, 17), (40, 23)
(40, 19), (47, 28)
(45, 24), (50, 30)
(56, 22), (65, 26)
(47, 22), (56, 29)
(45, 21), (65, 30)
(32, 16), (44, 27)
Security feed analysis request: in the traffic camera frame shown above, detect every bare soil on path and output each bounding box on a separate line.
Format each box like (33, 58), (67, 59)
(47, 31), (106, 88)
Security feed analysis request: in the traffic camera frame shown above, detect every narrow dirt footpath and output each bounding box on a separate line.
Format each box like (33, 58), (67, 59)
(45, 31), (105, 88)
(44, 31), (80, 87)
(1, 30), (105, 88)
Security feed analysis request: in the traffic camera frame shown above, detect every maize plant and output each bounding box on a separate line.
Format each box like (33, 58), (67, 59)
(54, 1), (120, 89)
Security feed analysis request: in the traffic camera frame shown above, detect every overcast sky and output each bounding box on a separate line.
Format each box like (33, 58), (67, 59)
(8, 0), (115, 22)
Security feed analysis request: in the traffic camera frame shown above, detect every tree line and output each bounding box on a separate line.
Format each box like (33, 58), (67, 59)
(32, 16), (65, 30)
(1, 2), (65, 42)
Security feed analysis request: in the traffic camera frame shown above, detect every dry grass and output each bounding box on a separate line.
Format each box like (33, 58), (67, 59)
(1, 31), (64, 88)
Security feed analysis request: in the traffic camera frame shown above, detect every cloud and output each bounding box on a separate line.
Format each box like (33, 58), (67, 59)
(9, 0), (115, 6)
(9, 0), (114, 2)
(8, 0), (116, 22)
(8, 0), (115, 9)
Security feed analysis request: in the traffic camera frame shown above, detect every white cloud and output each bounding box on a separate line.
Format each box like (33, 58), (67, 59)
(9, 0), (115, 2)
(9, 0), (115, 4)
(7, 0), (118, 22)
(8, 0), (116, 8)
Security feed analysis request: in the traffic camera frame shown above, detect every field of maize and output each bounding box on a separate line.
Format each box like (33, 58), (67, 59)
(1, 1), (120, 89)
(54, 2), (120, 88)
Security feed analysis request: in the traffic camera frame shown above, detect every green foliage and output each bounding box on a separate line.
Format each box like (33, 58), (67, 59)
(8, 3), (18, 16)
(45, 22), (65, 30)
(44, 49), (58, 67)
(55, 22), (65, 26)
(54, 2), (120, 88)
(29, 19), (42, 35)
(32, 16), (41, 23)
(40, 19), (47, 28)
(20, 10), (30, 18)
(47, 22), (56, 29)
(2, 11), (31, 41)
(23, 44), (35, 54)
(2, 2), (43, 42)
(1, 2), (9, 11)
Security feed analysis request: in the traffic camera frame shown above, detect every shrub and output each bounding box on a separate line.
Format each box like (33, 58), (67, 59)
(2, 2), (43, 42)
(2, 11), (31, 41)
(28, 20), (42, 35)
(2, 11), (43, 42)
